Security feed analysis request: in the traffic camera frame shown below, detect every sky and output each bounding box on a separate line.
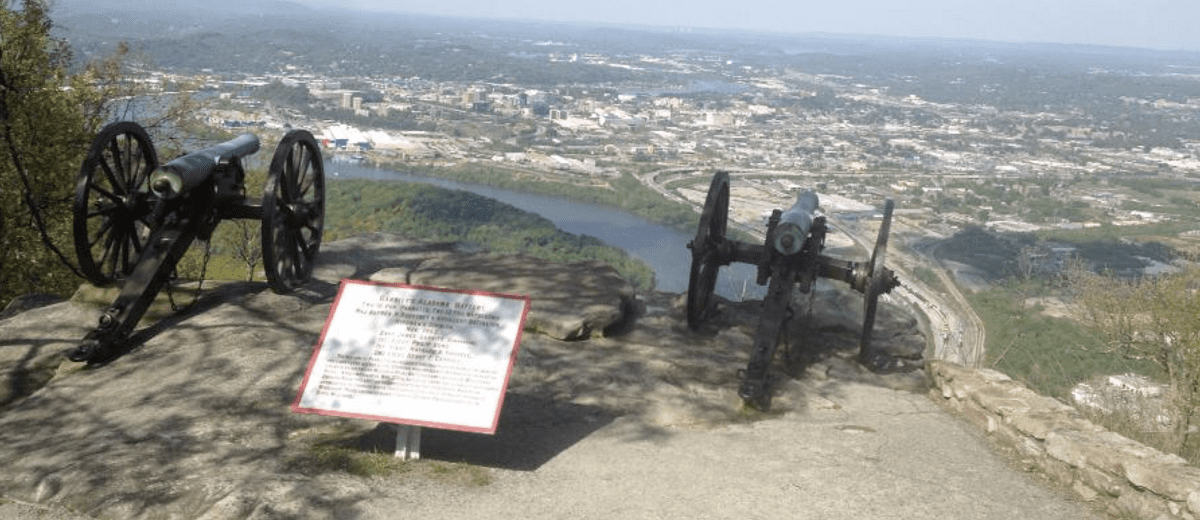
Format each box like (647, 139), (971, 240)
(322, 0), (1200, 52)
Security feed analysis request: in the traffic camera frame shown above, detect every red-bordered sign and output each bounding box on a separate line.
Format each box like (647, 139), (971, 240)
(292, 279), (531, 434)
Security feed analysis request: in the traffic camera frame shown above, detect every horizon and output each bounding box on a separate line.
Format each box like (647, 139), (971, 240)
(48, 0), (1200, 54)
(307, 0), (1200, 53)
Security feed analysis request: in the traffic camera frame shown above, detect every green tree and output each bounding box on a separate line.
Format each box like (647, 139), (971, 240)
(210, 165), (268, 282)
(1069, 262), (1200, 461)
(0, 0), (113, 307)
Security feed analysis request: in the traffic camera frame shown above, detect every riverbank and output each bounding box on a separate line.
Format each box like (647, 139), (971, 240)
(380, 159), (700, 234)
(324, 160), (767, 298)
(324, 178), (659, 291)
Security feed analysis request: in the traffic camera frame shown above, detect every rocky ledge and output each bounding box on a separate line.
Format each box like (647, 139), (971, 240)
(0, 233), (925, 519)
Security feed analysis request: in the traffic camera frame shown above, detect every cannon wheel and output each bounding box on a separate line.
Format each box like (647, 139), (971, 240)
(858, 198), (894, 368)
(73, 121), (159, 287)
(686, 171), (729, 329)
(262, 130), (325, 294)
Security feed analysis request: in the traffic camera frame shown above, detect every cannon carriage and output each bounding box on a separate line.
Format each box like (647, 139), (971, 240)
(685, 171), (902, 410)
(69, 121), (325, 363)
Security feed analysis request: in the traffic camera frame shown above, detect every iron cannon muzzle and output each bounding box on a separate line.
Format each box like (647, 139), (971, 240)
(149, 133), (260, 199)
(771, 190), (819, 256)
(149, 170), (183, 197)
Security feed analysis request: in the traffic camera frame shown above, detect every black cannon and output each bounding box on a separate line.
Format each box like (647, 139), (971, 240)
(686, 171), (901, 410)
(68, 121), (326, 363)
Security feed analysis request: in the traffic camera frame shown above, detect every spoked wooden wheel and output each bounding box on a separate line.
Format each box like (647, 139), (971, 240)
(262, 130), (325, 294)
(858, 198), (900, 369)
(73, 121), (159, 286)
(686, 171), (730, 329)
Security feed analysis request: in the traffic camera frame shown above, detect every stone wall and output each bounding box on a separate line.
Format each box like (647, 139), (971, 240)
(929, 360), (1200, 520)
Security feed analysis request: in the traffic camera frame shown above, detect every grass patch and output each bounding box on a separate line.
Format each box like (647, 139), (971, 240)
(285, 424), (493, 486)
(968, 281), (1163, 399)
(911, 266), (946, 293)
(287, 442), (493, 486)
(426, 461), (493, 487)
(290, 442), (413, 479)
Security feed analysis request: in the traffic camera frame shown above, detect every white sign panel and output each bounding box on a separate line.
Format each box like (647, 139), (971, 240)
(292, 279), (531, 434)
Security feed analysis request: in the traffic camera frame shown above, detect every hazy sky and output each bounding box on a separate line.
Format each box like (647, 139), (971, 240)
(326, 0), (1200, 51)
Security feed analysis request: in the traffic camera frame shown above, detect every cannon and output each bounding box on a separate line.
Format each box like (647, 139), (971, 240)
(67, 121), (325, 363)
(686, 171), (901, 410)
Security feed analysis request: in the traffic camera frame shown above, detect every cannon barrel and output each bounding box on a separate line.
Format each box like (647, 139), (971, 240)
(771, 190), (819, 256)
(149, 133), (260, 198)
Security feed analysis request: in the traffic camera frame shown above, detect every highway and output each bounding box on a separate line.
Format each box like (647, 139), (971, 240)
(823, 213), (985, 367)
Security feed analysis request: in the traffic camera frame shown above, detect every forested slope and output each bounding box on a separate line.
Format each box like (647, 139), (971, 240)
(324, 179), (656, 290)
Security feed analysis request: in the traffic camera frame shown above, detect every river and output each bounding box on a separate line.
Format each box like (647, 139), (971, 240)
(325, 160), (763, 299)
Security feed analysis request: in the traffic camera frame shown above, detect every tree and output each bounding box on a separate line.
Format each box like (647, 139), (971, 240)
(212, 165), (268, 282)
(1069, 262), (1200, 460)
(0, 2), (178, 308)
(0, 0), (108, 307)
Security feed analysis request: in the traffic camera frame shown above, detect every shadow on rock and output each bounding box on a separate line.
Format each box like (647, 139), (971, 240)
(0, 234), (931, 519)
(350, 393), (617, 471)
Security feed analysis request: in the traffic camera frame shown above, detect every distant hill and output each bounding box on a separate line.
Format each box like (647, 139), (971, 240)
(50, 0), (1200, 95)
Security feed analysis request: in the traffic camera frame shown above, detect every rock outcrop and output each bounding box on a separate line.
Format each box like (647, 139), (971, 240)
(0, 233), (926, 519)
(389, 254), (633, 341)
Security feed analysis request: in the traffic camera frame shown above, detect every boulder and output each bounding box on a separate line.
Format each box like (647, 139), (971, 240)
(396, 254), (634, 341)
(313, 233), (635, 341)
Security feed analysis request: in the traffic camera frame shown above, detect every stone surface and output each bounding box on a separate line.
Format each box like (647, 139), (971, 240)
(1114, 489), (1171, 520)
(929, 359), (1200, 520)
(0, 293), (64, 320)
(402, 254), (634, 340)
(1124, 461), (1200, 502)
(1073, 480), (1100, 502)
(0, 303), (90, 408)
(0, 234), (1109, 520)
(721, 279), (928, 368)
(1078, 465), (1127, 498)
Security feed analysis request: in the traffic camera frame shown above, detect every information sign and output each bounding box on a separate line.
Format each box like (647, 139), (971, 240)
(292, 279), (531, 434)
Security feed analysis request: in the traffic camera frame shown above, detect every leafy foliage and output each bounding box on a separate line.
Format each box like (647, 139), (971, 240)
(0, 1), (207, 308)
(0, 0), (112, 307)
(254, 80), (314, 107)
(1068, 264), (1200, 460)
(972, 281), (1158, 400)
